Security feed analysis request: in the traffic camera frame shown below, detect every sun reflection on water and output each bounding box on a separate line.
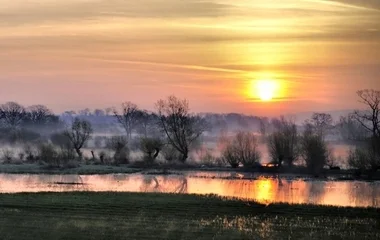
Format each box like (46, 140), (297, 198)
(0, 173), (379, 208)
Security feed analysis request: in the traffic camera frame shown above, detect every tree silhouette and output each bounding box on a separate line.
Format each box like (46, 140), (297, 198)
(353, 89), (380, 138)
(0, 102), (26, 128)
(113, 102), (139, 140)
(64, 118), (93, 158)
(267, 116), (299, 167)
(307, 112), (333, 139)
(156, 96), (207, 162)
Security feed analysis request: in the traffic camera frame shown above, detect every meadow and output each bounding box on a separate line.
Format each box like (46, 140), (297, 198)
(0, 192), (379, 240)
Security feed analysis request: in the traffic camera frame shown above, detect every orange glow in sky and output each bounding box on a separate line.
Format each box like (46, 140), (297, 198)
(0, 0), (379, 115)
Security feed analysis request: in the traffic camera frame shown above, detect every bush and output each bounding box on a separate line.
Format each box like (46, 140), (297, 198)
(222, 144), (240, 168)
(98, 150), (112, 165)
(38, 143), (60, 167)
(348, 147), (380, 171)
(140, 137), (164, 163)
(222, 132), (261, 168)
(348, 147), (370, 170)
(37, 143), (77, 168)
(58, 148), (76, 163)
(1, 149), (14, 164)
(107, 136), (129, 164)
(23, 144), (37, 163)
(198, 150), (220, 167)
(301, 134), (328, 175)
(267, 118), (299, 167)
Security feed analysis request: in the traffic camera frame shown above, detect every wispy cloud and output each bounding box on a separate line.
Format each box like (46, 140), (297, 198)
(0, 0), (379, 114)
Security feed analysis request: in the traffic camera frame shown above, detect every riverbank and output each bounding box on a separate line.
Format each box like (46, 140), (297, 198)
(0, 163), (379, 180)
(0, 192), (379, 240)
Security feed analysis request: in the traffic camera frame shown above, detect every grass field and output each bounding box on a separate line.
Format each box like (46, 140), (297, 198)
(0, 192), (379, 240)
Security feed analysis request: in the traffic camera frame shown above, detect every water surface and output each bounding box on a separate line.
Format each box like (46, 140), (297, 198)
(0, 172), (379, 208)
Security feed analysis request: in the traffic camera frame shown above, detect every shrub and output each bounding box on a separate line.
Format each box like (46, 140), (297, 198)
(222, 132), (261, 168)
(348, 147), (370, 170)
(38, 143), (60, 167)
(140, 137), (164, 163)
(98, 150), (111, 165)
(267, 117), (299, 167)
(222, 144), (240, 168)
(348, 147), (379, 171)
(198, 151), (218, 167)
(107, 136), (129, 164)
(2, 149), (14, 164)
(23, 144), (37, 163)
(301, 134), (328, 175)
(18, 152), (25, 161)
(58, 147), (76, 163)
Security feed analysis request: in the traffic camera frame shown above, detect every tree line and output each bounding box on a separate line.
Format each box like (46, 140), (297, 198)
(0, 90), (378, 175)
(0, 103), (60, 129)
(217, 89), (379, 175)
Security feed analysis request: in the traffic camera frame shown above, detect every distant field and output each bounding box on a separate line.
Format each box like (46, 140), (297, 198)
(0, 192), (379, 240)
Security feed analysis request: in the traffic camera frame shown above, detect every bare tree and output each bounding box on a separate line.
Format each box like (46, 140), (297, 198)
(307, 112), (333, 139)
(222, 131), (261, 168)
(107, 136), (129, 164)
(0, 102), (26, 128)
(140, 137), (164, 163)
(267, 116), (299, 167)
(353, 89), (380, 138)
(337, 114), (369, 142)
(113, 102), (139, 140)
(26, 105), (54, 125)
(156, 96), (207, 162)
(64, 118), (93, 158)
(347, 89), (380, 171)
(301, 132), (328, 176)
(135, 110), (160, 138)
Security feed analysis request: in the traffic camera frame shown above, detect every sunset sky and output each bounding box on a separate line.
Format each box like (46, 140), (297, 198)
(0, 0), (379, 116)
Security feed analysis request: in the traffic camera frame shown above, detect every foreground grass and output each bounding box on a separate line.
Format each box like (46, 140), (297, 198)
(0, 192), (379, 240)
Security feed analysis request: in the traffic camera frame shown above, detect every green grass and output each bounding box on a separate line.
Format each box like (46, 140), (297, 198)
(0, 192), (379, 240)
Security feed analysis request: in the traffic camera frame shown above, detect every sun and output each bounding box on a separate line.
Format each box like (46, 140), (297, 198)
(254, 79), (278, 101)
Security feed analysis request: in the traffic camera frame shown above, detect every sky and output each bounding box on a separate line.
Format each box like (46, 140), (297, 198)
(0, 0), (379, 116)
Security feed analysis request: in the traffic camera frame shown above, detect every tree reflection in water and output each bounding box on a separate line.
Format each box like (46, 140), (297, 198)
(0, 173), (379, 207)
(140, 175), (188, 193)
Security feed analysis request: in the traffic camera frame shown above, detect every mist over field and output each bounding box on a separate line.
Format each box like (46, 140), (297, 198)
(0, 99), (369, 169)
